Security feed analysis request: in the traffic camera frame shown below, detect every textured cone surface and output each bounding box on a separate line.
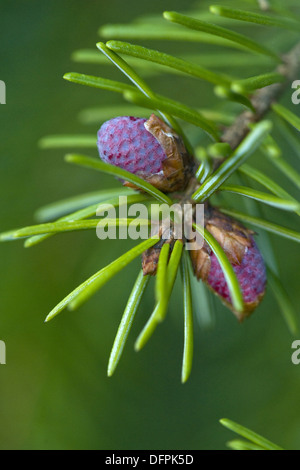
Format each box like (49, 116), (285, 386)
(207, 238), (266, 317)
(97, 116), (166, 176)
(190, 206), (266, 318)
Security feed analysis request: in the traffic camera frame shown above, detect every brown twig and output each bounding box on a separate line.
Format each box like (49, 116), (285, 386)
(221, 41), (300, 151)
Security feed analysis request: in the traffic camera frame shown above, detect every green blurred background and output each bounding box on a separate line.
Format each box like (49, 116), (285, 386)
(0, 0), (300, 450)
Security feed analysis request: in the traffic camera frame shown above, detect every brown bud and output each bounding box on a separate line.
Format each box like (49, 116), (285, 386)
(204, 204), (254, 265)
(142, 225), (178, 276)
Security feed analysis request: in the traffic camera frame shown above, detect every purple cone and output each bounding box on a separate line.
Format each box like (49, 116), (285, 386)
(97, 116), (167, 176)
(207, 239), (266, 307)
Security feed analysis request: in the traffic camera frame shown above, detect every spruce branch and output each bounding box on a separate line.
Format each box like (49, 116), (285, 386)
(1, 2), (299, 383)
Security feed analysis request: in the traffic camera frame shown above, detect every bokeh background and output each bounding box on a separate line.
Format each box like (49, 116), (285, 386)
(0, 0), (300, 450)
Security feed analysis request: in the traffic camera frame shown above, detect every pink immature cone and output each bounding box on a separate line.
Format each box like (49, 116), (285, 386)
(190, 206), (267, 320)
(97, 116), (167, 176)
(206, 238), (266, 318)
(97, 114), (193, 192)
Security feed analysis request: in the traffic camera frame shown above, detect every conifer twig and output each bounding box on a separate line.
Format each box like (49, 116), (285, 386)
(221, 41), (300, 150)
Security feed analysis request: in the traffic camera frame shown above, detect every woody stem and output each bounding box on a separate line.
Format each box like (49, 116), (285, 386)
(220, 40), (300, 151)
